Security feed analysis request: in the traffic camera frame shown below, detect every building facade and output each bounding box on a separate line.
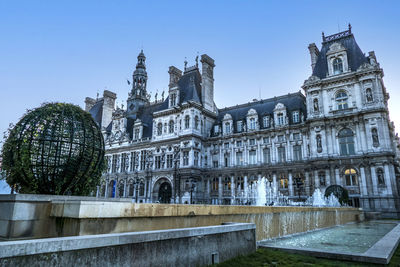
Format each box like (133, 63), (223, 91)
(86, 26), (400, 217)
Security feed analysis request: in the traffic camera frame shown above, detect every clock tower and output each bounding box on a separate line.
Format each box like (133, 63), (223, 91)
(127, 50), (149, 119)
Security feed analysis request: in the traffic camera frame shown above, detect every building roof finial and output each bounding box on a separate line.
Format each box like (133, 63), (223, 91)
(322, 31), (325, 42)
(184, 57), (188, 71)
(348, 23), (352, 33)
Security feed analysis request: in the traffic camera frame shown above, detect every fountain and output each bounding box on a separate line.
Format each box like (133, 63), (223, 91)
(248, 177), (341, 207)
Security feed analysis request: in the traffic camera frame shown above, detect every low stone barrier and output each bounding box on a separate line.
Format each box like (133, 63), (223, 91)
(0, 223), (256, 267)
(0, 194), (363, 241)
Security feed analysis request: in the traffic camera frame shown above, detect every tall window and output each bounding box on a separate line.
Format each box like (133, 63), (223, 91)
(293, 145), (302, 161)
(214, 125), (220, 134)
(237, 121), (243, 132)
(224, 177), (231, 191)
(225, 122), (231, 134)
(166, 154), (173, 168)
(278, 147), (286, 162)
(236, 152), (243, 166)
(292, 111), (299, 123)
(344, 168), (358, 186)
(157, 122), (162, 136)
(112, 155), (118, 173)
(277, 113), (284, 126)
(171, 93), (176, 106)
(224, 154), (229, 167)
(195, 116), (199, 130)
(333, 58), (343, 74)
(249, 118), (256, 130)
(279, 174), (288, 188)
(212, 178), (219, 191)
(183, 151), (189, 166)
(377, 168), (385, 185)
(263, 148), (270, 163)
(236, 177), (244, 191)
(372, 128), (379, 147)
(249, 150), (256, 165)
(366, 88), (373, 102)
(336, 91), (348, 110)
(249, 139), (255, 146)
(169, 120), (174, 133)
(236, 140), (242, 147)
(134, 128), (140, 140)
(339, 128), (355, 155)
(194, 151), (199, 166)
(263, 116), (270, 128)
(155, 156), (161, 169)
(184, 115), (190, 129)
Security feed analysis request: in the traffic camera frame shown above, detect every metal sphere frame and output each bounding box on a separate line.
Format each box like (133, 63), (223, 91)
(2, 103), (105, 195)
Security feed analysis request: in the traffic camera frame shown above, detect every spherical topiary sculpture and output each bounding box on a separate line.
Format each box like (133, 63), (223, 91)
(1, 103), (105, 195)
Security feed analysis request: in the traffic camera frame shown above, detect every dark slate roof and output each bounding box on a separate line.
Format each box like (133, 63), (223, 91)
(178, 68), (202, 104)
(126, 98), (169, 139)
(312, 33), (368, 79)
(89, 99), (103, 127)
(213, 92), (306, 134)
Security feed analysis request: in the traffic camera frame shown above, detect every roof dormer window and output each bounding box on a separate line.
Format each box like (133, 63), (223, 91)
(333, 58), (343, 74)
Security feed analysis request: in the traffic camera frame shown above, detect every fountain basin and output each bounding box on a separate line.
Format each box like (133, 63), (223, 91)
(259, 220), (400, 264)
(0, 194), (363, 241)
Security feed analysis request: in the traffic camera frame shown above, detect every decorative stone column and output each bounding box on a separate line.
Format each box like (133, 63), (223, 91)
(244, 175), (248, 199)
(105, 181), (109, 198)
(305, 171), (310, 196)
(231, 175), (235, 204)
(325, 169), (331, 187)
(218, 176), (222, 204)
(123, 179), (127, 197)
(370, 166), (378, 195)
(273, 173), (278, 196)
(335, 168), (341, 186)
(288, 172), (294, 196)
(314, 170), (319, 189)
(359, 166), (368, 196)
(384, 164), (393, 195)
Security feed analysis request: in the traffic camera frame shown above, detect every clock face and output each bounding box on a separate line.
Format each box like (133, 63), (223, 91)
(129, 104), (135, 111)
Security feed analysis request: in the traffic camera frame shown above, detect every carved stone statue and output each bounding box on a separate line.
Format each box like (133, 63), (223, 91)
(316, 135), (322, 153)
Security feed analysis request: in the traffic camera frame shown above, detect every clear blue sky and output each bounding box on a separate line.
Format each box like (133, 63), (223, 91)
(0, 0), (400, 193)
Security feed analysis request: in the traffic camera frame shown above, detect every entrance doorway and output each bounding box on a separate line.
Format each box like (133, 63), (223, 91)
(158, 182), (172, 203)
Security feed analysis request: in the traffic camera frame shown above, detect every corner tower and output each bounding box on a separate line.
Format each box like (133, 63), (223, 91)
(127, 50), (149, 118)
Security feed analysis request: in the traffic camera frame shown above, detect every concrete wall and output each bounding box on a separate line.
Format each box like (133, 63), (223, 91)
(0, 194), (363, 241)
(0, 223), (256, 267)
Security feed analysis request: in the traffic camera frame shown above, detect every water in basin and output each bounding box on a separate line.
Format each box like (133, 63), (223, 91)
(261, 221), (397, 254)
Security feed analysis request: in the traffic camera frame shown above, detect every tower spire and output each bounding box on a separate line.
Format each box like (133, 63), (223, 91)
(130, 50), (148, 99)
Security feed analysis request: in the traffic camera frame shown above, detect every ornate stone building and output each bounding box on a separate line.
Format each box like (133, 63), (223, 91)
(86, 26), (400, 217)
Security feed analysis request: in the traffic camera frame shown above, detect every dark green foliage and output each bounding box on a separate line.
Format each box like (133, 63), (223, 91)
(216, 246), (400, 266)
(324, 185), (349, 205)
(1, 103), (105, 195)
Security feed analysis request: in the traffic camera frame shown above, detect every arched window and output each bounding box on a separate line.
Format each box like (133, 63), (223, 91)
(372, 128), (379, 147)
(212, 177), (219, 191)
(157, 122), (162, 136)
(184, 115), (190, 129)
(336, 91), (348, 110)
(333, 58), (343, 74)
(168, 120), (174, 134)
(344, 168), (358, 186)
(377, 168), (385, 185)
(139, 181), (145, 196)
(279, 173), (288, 189)
(224, 177), (231, 190)
(339, 128), (355, 155)
(195, 116), (199, 129)
(366, 88), (373, 102)
(225, 122), (230, 134)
